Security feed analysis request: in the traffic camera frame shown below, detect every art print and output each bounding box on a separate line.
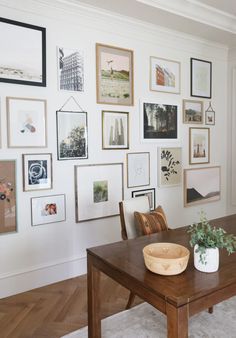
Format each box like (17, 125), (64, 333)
(189, 128), (210, 164)
(159, 147), (182, 187)
(191, 58), (212, 99)
(183, 100), (203, 124)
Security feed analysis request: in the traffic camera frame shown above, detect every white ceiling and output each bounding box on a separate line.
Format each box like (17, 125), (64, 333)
(197, 0), (236, 16)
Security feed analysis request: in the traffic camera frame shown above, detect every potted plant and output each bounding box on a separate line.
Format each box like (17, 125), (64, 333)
(188, 211), (236, 273)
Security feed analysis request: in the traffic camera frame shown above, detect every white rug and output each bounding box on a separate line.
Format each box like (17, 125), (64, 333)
(63, 297), (236, 338)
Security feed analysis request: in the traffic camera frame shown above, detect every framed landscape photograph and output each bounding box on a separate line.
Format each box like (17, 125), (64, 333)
(189, 127), (210, 164)
(184, 166), (220, 207)
(132, 188), (155, 211)
(75, 163), (123, 222)
(31, 194), (66, 226)
(158, 147), (182, 187)
(127, 152), (150, 188)
(23, 153), (52, 191)
(183, 99), (203, 124)
(191, 58), (212, 99)
(150, 56), (181, 94)
(6, 97), (47, 148)
(96, 43), (133, 105)
(102, 110), (129, 149)
(205, 109), (215, 125)
(56, 111), (88, 160)
(0, 17), (46, 86)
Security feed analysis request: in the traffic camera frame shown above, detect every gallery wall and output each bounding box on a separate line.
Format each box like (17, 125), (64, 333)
(0, 0), (234, 297)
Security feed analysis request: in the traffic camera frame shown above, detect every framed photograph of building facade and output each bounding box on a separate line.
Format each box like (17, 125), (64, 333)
(127, 152), (150, 188)
(0, 17), (46, 86)
(191, 58), (212, 98)
(189, 127), (210, 164)
(183, 99), (203, 124)
(132, 188), (155, 211)
(158, 147), (182, 187)
(96, 43), (133, 105)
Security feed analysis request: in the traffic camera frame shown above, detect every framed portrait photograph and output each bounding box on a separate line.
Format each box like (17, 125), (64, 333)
(158, 147), (182, 187)
(127, 152), (150, 188)
(56, 111), (88, 160)
(22, 153), (52, 191)
(184, 166), (220, 207)
(183, 99), (203, 124)
(102, 110), (129, 149)
(189, 127), (210, 164)
(96, 43), (133, 105)
(57, 47), (84, 92)
(31, 194), (66, 226)
(75, 163), (124, 222)
(132, 188), (155, 211)
(0, 160), (17, 234)
(0, 17), (46, 86)
(150, 56), (181, 94)
(6, 97), (47, 148)
(205, 110), (215, 125)
(191, 58), (212, 98)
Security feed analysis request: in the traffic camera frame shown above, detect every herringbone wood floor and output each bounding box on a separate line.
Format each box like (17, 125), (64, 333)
(0, 274), (142, 338)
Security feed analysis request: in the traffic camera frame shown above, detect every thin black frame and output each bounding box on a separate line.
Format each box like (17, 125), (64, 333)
(131, 188), (156, 211)
(190, 58), (212, 99)
(0, 17), (46, 87)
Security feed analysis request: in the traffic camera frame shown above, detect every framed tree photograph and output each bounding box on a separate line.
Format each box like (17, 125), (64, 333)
(22, 153), (52, 191)
(132, 188), (155, 211)
(183, 99), (203, 124)
(96, 43), (133, 105)
(75, 163), (124, 222)
(191, 58), (212, 99)
(189, 127), (210, 164)
(127, 152), (150, 188)
(31, 194), (66, 226)
(6, 97), (47, 148)
(0, 17), (46, 86)
(102, 110), (129, 149)
(184, 166), (220, 207)
(150, 56), (181, 94)
(158, 147), (182, 187)
(0, 160), (17, 234)
(56, 111), (88, 160)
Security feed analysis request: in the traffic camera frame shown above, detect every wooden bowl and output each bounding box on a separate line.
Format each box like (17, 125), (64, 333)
(143, 242), (190, 276)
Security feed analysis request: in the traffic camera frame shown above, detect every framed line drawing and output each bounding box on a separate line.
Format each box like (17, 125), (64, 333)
(132, 188), (155, 211)
(127, 152), (150, 188)
(96, 43), (133, 105)
(0, 17), (46, 86)
(183, 99), (203, 124)
(159, 147), (182, 187)
(189, 127), (210, 165)
(191, 58), (212, 99)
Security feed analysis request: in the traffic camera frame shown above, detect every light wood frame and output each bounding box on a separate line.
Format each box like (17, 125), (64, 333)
(183, 99), (203, 124)
(127, 152), (150, 188)
(189, 127), (210, 165)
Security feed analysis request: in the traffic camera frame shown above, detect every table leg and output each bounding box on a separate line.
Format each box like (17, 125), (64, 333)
(166, 302), (188, 338)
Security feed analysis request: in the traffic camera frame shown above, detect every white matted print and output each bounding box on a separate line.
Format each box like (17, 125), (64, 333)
(159, 147), (182, 187)
(183, 99), (203, 124)
(189, 128), (210, 164)
(191, 58), (212, 99)
(127, 152), (150, 188)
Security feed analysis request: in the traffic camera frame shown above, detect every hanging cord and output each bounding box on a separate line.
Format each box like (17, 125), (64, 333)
(205, 101), (214, 112)
(58, 96), (85, 112)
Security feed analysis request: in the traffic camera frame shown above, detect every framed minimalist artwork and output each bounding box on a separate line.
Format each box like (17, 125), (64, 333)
(150, 56), (181, 94)
(183, 99), (203, 124)
(22, 153), (52, 191)
(6, 97), (47, 148)
(96, 43), (133, 105)
(0, 17), (46, 86)
(205, 110), (215, 125)
(191, 58), (212, 98)
(0, 160), (17, 234)
(189, 128), (210, 164)
(159, 147), (182, 187)
(75, 163), (124, 222)
(31, 194), (66, 226)
(102, 110), (129, 149)
(184, 166), (220, 207)
(127, 152), (150, 188)
(132, 188), (155, 211)
(56, 111), (88, 160)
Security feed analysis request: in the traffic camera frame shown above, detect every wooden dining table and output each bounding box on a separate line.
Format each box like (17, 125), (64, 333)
(87, 214), (236, 338)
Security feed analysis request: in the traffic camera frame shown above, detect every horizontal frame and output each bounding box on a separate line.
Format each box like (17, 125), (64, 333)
(182, 99), (203, 124)
(189, 127), (210, 165)
(191, 58), (212, 99)
(127, 152), (150, 188)
(132, 188), (155, 211)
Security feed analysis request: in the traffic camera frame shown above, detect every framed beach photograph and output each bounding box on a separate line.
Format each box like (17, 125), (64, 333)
(6, 97), (47, 148)
(96, 43), (133, 105)
(184, 166), (220, 207)
(191, 58), (212, 99)
(132, 188), (155, 211)
(189, 127), (210, 164)
(22, 153), (52, 191)
(150, 56), (181, 94)
(158, 147), (182, 187)
(183, 99), (203, 124)
(0, 160), (17, 234)
(75, 163), (124, 222)
(31, 194), (66, 226)
(56, 111), (88, 160)
(127, 152), (150, 188)
(0, 17), (46, 86)
(205, 110), (215, 125)
(102, 110), (129, 149)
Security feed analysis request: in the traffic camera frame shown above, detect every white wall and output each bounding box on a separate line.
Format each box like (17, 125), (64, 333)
(0, 0), (230, 298)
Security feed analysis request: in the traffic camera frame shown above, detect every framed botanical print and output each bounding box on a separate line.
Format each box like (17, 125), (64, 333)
(183, 99), (203, 124)
(191, 58), (212, 99)
(127, 152), (150, 188)
(189, 128), (210, 164)
(158, 147), (182, 187)
(132, 188), (155, 211)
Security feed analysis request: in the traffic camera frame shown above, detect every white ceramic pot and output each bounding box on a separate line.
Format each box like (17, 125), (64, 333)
(194, 244), (219, 273)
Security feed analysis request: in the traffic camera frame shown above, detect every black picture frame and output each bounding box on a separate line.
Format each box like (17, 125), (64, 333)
(0, 17), (46, 87)
(131, 188), (156, 211)
(190, 58), (212, 99)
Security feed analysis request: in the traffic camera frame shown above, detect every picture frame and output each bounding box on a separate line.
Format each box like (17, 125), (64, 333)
(205, 110), (215, 125)
(190, 58), (212, 99)
(102, 110), (129, 149)
(189, 127), (210, 165)
(75, 163), (124, 222)
(0, 160), (17, 234)
(22, 153), (52, 191)
(56, 110), (88, 160)
(184, 166), (220, 207)
(127, 152), (150, 188)
(150, 56), (181, 94)
(158, 147), (182, 187)
(6, 97), (47, 148)
(96, 43), (133, 106)
(0, 17), (46, 86)
(31, 194), (66, 226)
(183, 99), (203, 124)
(132, 188), (155, 211)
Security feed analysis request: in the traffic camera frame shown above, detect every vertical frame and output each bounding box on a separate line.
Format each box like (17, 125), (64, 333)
(127, 152), (150, 188)
(189, 127), (210, 164)
(191, 58), (212, 99)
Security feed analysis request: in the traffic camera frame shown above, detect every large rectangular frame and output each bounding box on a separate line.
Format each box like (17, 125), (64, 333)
(191, 58), (212, 99)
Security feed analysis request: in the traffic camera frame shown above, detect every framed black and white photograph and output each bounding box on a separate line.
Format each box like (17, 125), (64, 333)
(183, 99), (203, 124)
(22, 153), (52, 191)
(189, 127), (210, 164)
(127, 152), (150, 188)
(132, 188), (155, 211)
(205, 110), (215, 125)
(191, 58), (212, 99)
(0, 17), (46, 86)
(158, 147), (182, 187)
(56, 111), (88, 160)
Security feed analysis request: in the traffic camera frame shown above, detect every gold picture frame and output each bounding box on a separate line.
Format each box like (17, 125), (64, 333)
(183, 99), (203, 124)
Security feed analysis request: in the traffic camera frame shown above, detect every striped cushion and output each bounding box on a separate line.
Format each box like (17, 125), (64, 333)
(134, 205), (168, 235)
